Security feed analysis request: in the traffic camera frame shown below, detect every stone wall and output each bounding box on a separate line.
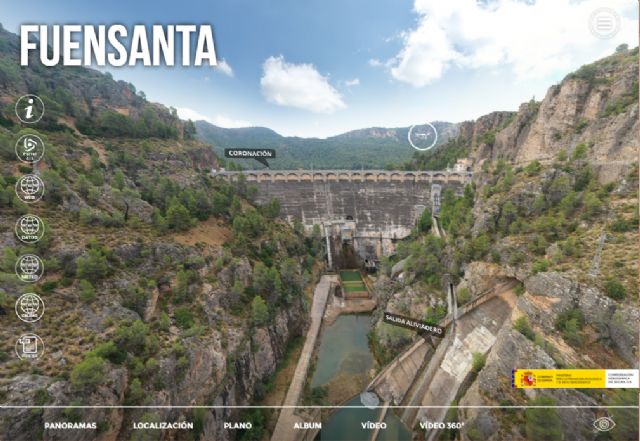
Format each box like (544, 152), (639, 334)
(215, 170), (471, 257)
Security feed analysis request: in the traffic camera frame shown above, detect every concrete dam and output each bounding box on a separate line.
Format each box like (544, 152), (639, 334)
(214, 169), (472, 260)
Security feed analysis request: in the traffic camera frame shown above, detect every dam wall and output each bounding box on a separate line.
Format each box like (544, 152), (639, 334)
(214, 170), (472, 257)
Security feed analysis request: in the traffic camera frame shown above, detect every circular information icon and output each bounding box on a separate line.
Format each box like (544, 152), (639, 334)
(15, 94), (45, 124)
(15, 333), (44, 360)
(15, 214), (45, 243)
(15, 254), (44, 283)
(589, 8), (620, 40)
(408, 123), (438, 151)
(15, 174), (45, 203)
(15, 134), (45, 164)
(15, 293), (45, 323)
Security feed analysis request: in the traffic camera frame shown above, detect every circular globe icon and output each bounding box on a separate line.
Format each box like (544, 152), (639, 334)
(15, 293), (44, 322)
(15, 215), (45, 243)
(15, 254), (43, 282)
(20, 175), (40, 194)
(20, 215), (40, 234)
(20, 294), (40, 315)
(20, 256), (39, 274)
(15, 175), (44, 203)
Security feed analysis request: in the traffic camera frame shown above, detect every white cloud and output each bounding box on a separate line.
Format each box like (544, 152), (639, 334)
(345, 78), (360, 87)
(216, 59), (234, 77)
(260, 56), (346, 113)
(176, 107), (251, 128)
(388, 0), (637, 87)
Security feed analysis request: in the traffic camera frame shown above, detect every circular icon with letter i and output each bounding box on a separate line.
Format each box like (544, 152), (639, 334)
(15, 95), (45, 124)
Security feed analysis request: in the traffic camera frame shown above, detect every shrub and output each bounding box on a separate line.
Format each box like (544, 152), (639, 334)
(555, 308), (585, 347)
(416, 207), (433, 233)
(91, 341), (127, 364)
(76, 249), (111, 281)
(514, 316), (535, 341)
(158, 312), (171, 332)
(41, 280), (57, 293)
(70, 355), (107, 389)
(471, 352), (486, 373)
(605, 279), (626, 300)
(528, 234), (548, 256)
(166, 199), (193, 231)
(262, 198), (280, 219)
(125, 378), (145, 405)
(251, 295), (269, 326)
(583, 192), (603, 217)
(525, 396), (562, 441)
(174, 307), (194, 329)
(574, 118), (588, 134)
(115, 320), (150, 355)
(524, 160), (541, 176)
(572, 143), (589, 160)
(457, 287), (471, 305)
(609, 389), (640, 441)
(609, 216), (638, 233)
(532, 259), (549, 274)
(79, 279), (96, 302)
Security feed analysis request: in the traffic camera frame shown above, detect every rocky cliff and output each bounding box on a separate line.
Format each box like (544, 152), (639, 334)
(438, 47), (639, 181)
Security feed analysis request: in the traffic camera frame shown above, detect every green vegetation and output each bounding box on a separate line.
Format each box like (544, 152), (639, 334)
(404, 136), (471, 171)
(471, 352), (486, 373)
(302, 386), (328, 406)
(174, 307), (195, 329)
(76, 246), (112, 282)
(78, 280), (96, 303)
(198, 121), (458, 170)
(525, 396), (563, 441)
(604, 279), (627, 300)
(250, 296), (269, 326)
(457, 287), (471, 305)
(236, 409), (266, 441)
(70, 354), (107, 389)
(555, 308), (585, 347)
(400, 234), (446, 286)
(416, 207), (433, 233)
(609, 389), (639, 441)
(514, 316), (536, 341)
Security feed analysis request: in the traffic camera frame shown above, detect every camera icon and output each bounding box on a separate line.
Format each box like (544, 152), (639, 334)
(593, 416), (615, 432)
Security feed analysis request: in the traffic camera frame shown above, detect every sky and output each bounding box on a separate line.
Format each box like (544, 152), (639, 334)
(2, 0), (638, 137)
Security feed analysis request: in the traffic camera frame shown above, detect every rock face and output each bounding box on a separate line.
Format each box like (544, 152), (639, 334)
(459, 321), (599, 441)
(520, 272), (639, 367)
(457, 49), (639, 180)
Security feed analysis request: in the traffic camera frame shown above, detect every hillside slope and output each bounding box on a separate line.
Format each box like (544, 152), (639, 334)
(0, 25), (322, 441)
(372, 47), (639, 441)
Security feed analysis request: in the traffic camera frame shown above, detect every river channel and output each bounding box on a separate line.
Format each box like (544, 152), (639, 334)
(310, 314), (410, 441)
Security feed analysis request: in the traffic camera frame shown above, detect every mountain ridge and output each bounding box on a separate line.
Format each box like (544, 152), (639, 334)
(196, 120), (459, 170)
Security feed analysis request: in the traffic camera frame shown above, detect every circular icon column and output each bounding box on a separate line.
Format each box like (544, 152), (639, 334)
(13, 94), (47, 362)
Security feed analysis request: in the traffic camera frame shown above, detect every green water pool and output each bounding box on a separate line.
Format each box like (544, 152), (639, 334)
(310, 314), (374, 388)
